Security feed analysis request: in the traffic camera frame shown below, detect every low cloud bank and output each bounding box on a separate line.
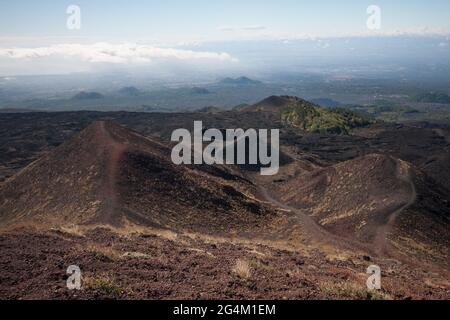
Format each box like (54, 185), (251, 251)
(0, 42), (238, 64)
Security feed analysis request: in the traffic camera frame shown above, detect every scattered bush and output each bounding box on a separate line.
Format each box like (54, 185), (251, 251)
(319, 281), (390, 300)
(84, 275), (125, 296)
(232, 259), (252, 280)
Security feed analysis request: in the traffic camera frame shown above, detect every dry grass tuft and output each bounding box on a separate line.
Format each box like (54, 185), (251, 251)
(53, 225), (86, 237)
(122, 251), (151, 259)
(232, 259), (252, 280)
(248, 258), (276, 273)
(86, 244), (121, 261)
(320, 281), (391, 300)
(186, 247), (215, 258)
(83, 274), (124, 295)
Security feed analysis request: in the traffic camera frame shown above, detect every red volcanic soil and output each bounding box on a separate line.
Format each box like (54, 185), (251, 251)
(0, 227), (448, 300)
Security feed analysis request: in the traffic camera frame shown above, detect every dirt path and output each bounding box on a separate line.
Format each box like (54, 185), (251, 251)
(257, 159), (417, 258)
(258, 186), (372, 255)
(373, 160), (417, 256)
(97, 122), (128, 225)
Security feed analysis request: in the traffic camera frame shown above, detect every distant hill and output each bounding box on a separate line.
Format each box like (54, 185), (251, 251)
(118, 86), (141, 96)
(243, 95), (375, 134)
(219, 76), (262, 85)
(71, 91), (104, 100)
(415, 92), (450, 104)
(0, 108), (39, 113)
(196, 106), (223, 113)
(282, 104), (375, 134)
(190, 87), (211, 95)
(241, 95), (300, 113)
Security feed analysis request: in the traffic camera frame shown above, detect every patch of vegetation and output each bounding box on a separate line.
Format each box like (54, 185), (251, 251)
(232, 259), (252, 280)
(280, 100), (375, 134)
(247, 258), (276, 273)
(122, 251), (151, 259)
(319, 281), (390, 300)
(57, 225), (85, 237)
(231, 259), (257, 289)
(87, 244), (120, 262)
(84, 275), (125, 296)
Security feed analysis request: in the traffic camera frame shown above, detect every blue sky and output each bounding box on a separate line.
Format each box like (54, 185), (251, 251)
(1, 0), (450, 44)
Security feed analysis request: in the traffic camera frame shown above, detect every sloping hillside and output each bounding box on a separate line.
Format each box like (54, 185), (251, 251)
(243, 95), (374, 134)
(277, 154), (450, 263)
(0, 121), (277, 234)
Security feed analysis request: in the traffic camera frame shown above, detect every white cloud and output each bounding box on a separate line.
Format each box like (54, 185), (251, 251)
(0, 42), (238, 64)
(246, 27), (450, 42)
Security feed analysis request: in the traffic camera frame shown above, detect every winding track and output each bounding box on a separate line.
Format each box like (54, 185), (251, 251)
(258, 186), (373, 255)
(257, 158), (417, 258)
(373, 160), (417, 256)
